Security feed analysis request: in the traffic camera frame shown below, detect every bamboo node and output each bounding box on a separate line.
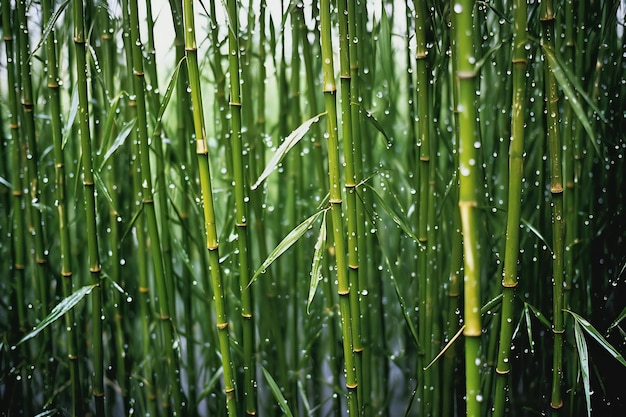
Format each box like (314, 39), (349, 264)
(48, 82), (59, 88)
(217, 322), (229, 330)
(550, 184), (564, 194)
(15, 263), (25, 270)
(242, 313), (253, 319)
(229, 101), (242, 107)
(68, 354), (78, 360)
(9, 123), (19, 129)
(346, 382), (358, 390)
(133, 69), (145, 77)
(225, 387), (236, 394)
(196, 139), (208, 154)
(62, 271), (73, 278)
(89, 265), (101, 273)
(550, 400), (563, 409)
(495, 368), (510, 376)
(338, 289), (350, 296)
(235, 222), (247, 227)
(160, 314), (170, 321)
(139, 286), (149, 293)
(457, 70), (476, 80)
(552, 328), (565, 335)
(502, 280), (518, 289)
(329, 198), (342, 204)
(12, 190), (23, 197)
(512, 58), (528, 65)
(349, 264), (359, 271)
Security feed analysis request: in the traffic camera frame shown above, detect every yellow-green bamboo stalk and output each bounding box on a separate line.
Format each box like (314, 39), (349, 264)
(492, 0), (527, 415)
(73, 1), (105, 415)
(42, 0), (84, 414)
(226, 1), (257, 413)
(454, 1), (483, 416)
(541, 1), (566, 414)
(182, 0), (238, 414)
(320, 0), (359, 414)
(127, 1), (185, 413)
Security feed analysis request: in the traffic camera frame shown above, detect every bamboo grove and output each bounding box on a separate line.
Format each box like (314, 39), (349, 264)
(1, 1), (625, 416)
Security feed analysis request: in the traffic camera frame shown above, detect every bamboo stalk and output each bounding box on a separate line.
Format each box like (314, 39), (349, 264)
(182, 0), (239, 414)
(320, 0), (359, 414)
(492, 0), (528, 415)
(72, 1), (106, 415)
(454, 1), (483, 416)
(540, 1), (566, 414)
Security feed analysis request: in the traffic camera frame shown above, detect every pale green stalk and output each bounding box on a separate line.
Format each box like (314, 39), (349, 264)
(182, 0), (238, 414)
(541, 1), (565, 414)
(127, 1), (185, 414)
(42, 0), (84, 413)
(454, 1), (483, 416)
(320, 0), (358, 414)
(73, 0), (105, 414)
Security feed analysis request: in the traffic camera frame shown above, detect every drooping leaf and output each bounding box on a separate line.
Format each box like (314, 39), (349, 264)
(62, 88), (79, 150)
(573, 319), (592, 417)
(18, 285), (96, 345)
(93, 170), (118, 215)
(151, 57), (185, 139)
(262, 366), (294, 417)
(359, 106), (392, 148)
(249, 208), (327, 286)
(252, 112), (326, 190)
(27, 0), (71, 62)
(97, 90), (128, 163)
(525, 301), (552, 329)
(99, 118), (135, 171)
(565, 309), (626, 367)
(307, 211), (327, 313)
(608, 304), (626, 332)
(0, 176), (13, 190)
(521, 217), (553, 254)
(365, 185), (423, 247)
(543, 45), (602, 157)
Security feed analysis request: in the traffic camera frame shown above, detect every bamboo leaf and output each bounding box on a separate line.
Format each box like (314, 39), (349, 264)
(62, 89), (79, 150)
(0, 176), (12, 190)
(262, 366), (294, 417)
(17, 285), (97, 345)
(93, 169), (118, 215)
(525, 301), (552, 329)
(97, 90), (128, 163)
(252, 112), (326, 190)
(573, 319), (592, 417)
(359, 106), (392, 148)
(521, 217), (553, 253)
(307, 211), (327, 314)
(99, 119), (135, 171)
(151, 57), (185, 139)
(366, 185), (422, 246)
(542, 45), (602, 157)
(249, 208), (327, 286)
(565, 309), (626, 367)
(27, 0), (71, 62)
(608, 304), (626, 332)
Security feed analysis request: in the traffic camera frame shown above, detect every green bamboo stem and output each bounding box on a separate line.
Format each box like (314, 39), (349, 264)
(41, 0), (84, 413)
(73, 1), (106, 414)
(225, 0), (257, 413)
(493, 0), (527, 415)
(182, 0), (238, 414)
(2, 1), (28, 411)
(454, 1), (483, 416)
(127, 1), (185, 414)
(541, 1), (565, 413)
(16, 0), (50, 367)
(338, 1), (364, 413)
(320, 0), (358, 414)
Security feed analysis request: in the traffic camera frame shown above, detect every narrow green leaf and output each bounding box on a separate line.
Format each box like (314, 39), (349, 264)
(99, 119), (135, 171)
(27, 0), (71, 62)
(543, 45), (602, 157)
(97, 91), (128, 165)
(0, 176), (12, 190)
(93, 169), (117, 215)
(151, 58), (185, 139)
(366, 186), (422, 246)
(18, 285), (96, 345)
(525, 301), (552, 329)
(198, 367), (224, 401)
(249, 208), (327, 286)
(62, 88), (79, 150)
(608, 304), (626, 332)
(262, 366), (294, 417)
(565, 309), (626, 367)
(359, 106), (392, 148)
(573, 320), (592, 417)
(521, 217), (553, 253)
(307, 211), (327, 313)
(252, 112), (326, 190)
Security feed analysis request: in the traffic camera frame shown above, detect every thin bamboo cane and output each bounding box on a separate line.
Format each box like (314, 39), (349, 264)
(338, 1), (364, 414)
(41, 0), (84, 413)
(492, 0), (527, 415)
(454, 1), (483, 416)
(225, 1), (257, 413)
(182, 0), (239, 414)
(540, 1), (566, 413)
(127, 1), (185, 414)
(320, 0), (358, 414)
(2, 1), (29, 412)
(73, 0), (106, 415)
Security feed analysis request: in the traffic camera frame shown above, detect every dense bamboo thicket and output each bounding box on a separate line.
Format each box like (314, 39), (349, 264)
(1, 1), (625, 416)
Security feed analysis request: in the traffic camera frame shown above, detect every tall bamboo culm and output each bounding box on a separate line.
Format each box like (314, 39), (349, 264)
(182, 0), (238, 415)
(320, 0), (358, 414)
(454, 1), (483, 416)
(493, 0), (528, 415)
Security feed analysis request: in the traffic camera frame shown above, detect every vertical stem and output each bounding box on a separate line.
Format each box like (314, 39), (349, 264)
(182, 0), (239, 415)
(541, 0), (565, 413)
(320, 0), (359, 414)
(454, 1), (483, 416)
(73, 1), (105, 415)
